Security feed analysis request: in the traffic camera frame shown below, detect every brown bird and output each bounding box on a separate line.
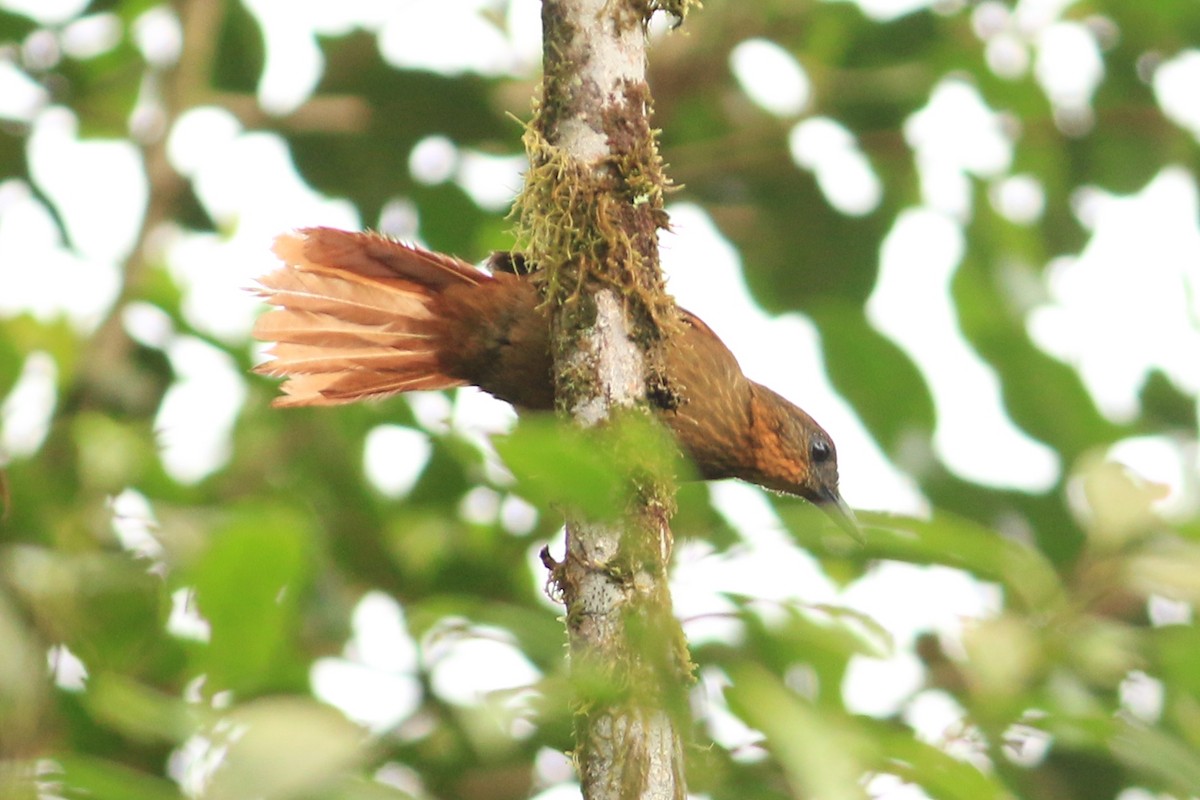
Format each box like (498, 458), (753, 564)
(254, 227), (855, 531)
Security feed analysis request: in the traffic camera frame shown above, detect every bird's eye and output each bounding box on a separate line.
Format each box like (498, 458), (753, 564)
(810, 437), (832, 464)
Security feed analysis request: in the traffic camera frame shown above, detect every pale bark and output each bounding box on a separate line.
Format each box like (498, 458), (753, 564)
(525, 1), (690, 798)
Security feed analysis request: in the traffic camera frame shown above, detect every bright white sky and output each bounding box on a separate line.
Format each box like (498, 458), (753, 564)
(4, 1), (1200, 798)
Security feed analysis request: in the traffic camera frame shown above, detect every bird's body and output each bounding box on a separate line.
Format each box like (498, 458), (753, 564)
(255, 228), (851, 523)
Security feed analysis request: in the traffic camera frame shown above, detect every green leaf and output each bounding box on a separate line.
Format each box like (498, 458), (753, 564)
(0, 589), (49, 747)
(202, 697), (366, 800)
(877, 723), (1012, 800)
(725, 663), (873, 800)
(1108, 721), (1200, 794)
(83, 672), (195, 744)
(813, 304), (935, 458)
(704, 597), (892, 707)
(72, 413), (158, 494)
(406, 594), (564, 668)
(495, 413), (688, 520)
(1153, 623), (1200, 696)
(56, 755), (181, 800)
(3, 547), (165, 674)
(319, 779), (419, 800)
(953, 247), (1123, 466)
(725, 595), (892, 666)
(191, 506), (315, 693)
(780, 506), (1066, 612)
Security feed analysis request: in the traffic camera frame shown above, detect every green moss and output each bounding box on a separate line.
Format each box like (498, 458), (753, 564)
(512, 83), (679, 347)
(614, 0), (702, 26)
(651, 0), (701, 22)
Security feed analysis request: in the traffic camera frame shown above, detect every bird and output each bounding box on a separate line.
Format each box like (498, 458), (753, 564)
(253, 227), (855, 533)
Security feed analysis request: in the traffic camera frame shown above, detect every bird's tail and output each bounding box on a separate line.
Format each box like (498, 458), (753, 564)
(253, 227), (486, 407)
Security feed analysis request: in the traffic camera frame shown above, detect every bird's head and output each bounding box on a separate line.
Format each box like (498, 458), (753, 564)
(749, 387), (858, 537)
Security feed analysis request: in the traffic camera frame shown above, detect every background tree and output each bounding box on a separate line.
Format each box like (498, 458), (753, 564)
(1, 1), (1199, 799)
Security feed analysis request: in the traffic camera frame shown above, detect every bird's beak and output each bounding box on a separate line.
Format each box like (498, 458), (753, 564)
(818, 487), (861, 540)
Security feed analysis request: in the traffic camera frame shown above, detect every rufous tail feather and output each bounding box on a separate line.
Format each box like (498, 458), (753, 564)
(253, 228), (483, 406)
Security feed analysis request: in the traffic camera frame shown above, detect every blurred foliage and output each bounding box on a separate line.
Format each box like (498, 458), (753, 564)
(1, 1), (1199, 799)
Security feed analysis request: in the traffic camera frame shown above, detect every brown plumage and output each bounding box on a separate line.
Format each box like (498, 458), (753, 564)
(254, 227), (854, 529)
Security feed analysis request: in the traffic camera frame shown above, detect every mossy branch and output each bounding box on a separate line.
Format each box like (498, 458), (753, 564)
(511, 0), (697, 797)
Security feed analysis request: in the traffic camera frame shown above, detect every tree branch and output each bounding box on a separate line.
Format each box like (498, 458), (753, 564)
(515, 1), (696, 797)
